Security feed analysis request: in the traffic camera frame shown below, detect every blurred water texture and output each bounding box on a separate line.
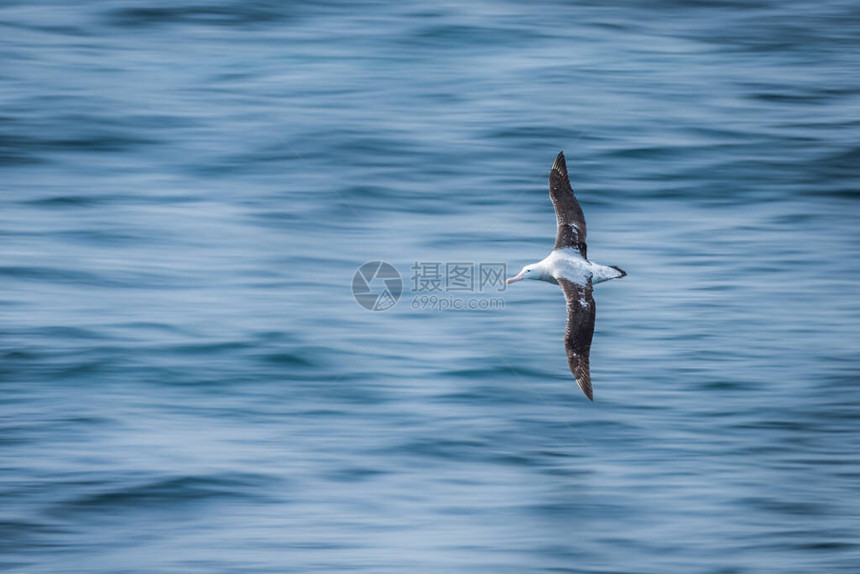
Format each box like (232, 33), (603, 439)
(2, 1), (859, 572)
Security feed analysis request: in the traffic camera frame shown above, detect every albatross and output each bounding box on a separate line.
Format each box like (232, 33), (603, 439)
(506, 151), (626, 401)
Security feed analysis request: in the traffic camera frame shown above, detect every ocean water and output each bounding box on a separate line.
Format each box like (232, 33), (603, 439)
(2, 1), (859, 572)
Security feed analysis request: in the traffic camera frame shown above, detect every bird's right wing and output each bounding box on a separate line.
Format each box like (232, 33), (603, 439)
(558, 277), (596, 401)
(549, 151), (588, 257)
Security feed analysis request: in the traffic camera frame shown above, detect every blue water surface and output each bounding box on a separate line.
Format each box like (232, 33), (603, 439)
(2, 1), (859, 572)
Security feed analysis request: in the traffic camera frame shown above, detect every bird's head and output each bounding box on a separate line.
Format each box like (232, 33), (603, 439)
(506, 264), (537, 285)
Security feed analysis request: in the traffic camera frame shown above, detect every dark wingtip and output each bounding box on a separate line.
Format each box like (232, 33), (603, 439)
(552, 150), (567, 176)
(611, 265), (627, 279)
(582, 382), (593, 401)
(576, 372), (593, 401)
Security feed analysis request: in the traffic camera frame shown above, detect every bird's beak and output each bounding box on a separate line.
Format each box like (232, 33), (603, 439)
(506, 272), (524, 285)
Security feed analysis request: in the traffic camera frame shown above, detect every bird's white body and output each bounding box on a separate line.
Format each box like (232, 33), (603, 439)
(515, 248), (624, 286)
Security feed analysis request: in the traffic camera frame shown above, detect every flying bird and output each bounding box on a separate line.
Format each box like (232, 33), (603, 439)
(506, 151), (626, 401)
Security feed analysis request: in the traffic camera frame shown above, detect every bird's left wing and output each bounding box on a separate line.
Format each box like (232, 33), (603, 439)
(558, 277), (596, 401)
